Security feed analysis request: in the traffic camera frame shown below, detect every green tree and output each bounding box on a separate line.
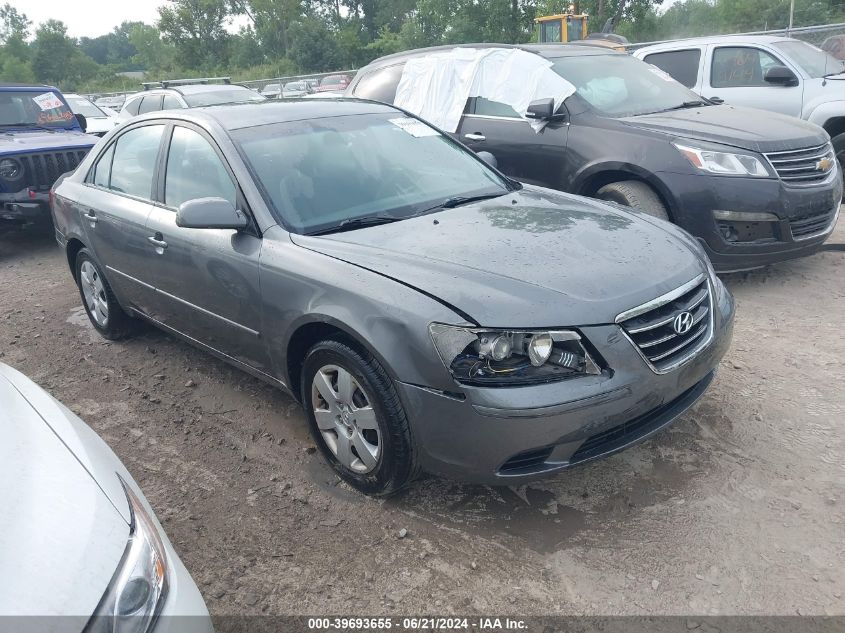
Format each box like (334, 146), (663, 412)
(157, 0), (231, 70)
(129, 23), (176, 70)
(0, 3), (29, 43)
(31, 20), (77, 85)
(288, 16), (342, 71)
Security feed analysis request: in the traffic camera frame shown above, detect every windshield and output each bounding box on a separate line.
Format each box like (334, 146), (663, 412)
(773, 40), (844, 78)
(552, 54), (704, 117)
(66, 95), (107, 118)
(183, 88), (266, 107)
(0, 90), (77, 128)
(285, 82), (307, 90)
(321, 76), (345, 86)
(234, 112), (510, 235)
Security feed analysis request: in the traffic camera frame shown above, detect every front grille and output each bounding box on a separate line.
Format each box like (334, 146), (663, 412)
(617, 275), (712, 373)
(498, 446), (554, 474)
(16, 150), (89, 190)
(764, 143), (835, 186)
(789, 210), (836, 239)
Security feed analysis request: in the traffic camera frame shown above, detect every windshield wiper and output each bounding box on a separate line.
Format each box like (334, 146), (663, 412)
(307, 214), (401, 235)
(657, 100), (709, 113)
(823, 68), (845, 79)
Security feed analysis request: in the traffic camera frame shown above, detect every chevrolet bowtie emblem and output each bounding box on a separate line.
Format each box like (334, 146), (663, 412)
(815, 157), (833, 172)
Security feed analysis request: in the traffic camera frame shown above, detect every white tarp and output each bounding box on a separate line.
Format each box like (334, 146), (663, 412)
(394, 47), (576, 133)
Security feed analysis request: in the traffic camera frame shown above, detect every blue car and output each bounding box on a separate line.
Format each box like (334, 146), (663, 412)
(0, 84), (97, 232)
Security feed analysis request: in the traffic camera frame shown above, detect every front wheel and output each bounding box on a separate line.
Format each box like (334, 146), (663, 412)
(301, 339), (417, 496)
(596, 180), (670, 221)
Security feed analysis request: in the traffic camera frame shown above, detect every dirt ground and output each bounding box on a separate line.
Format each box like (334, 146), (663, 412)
(1, 223), (843, 618)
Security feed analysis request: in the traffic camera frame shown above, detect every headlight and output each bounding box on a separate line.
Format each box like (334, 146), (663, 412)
(674, 143), (770, 177)
(429, 324), (602, 386)
(0, 158), (21, 179)
(84, 476), (168, 633)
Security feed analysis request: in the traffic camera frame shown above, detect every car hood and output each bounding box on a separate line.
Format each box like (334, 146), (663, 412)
(619, 104), (828, 153)
(290, 186), (705, 327)
(0, 128), (97, 154)
(0, 365), (128, 616)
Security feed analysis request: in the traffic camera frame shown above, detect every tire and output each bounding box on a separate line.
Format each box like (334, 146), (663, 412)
(301, 338), (418, 496)
(74, 248), (135, 340)
(596, 180), (670, 221)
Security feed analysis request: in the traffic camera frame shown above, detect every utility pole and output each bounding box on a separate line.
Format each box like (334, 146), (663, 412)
(788, 0), (794, 34)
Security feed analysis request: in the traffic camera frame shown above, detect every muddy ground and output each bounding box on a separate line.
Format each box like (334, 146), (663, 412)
(1, 224), (843, 618)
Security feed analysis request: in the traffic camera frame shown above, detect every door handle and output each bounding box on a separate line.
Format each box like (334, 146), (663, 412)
(83, 210), (97, 224)
(147, 234), (168, 250)
(464, 133), (486, 141)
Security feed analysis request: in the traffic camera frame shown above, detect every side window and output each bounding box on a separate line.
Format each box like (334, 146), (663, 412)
(164, 126), (236, 209)
(644, 49), (701, 88)
(138, 95), (163, 114)
(711, 47), (784, 88)
(162, 94), (183, 110)
(109, 125), (165, 199)
(124, 97), (142, 116)
(91, 143), (116, 188)
(352, 64), (404, 103)
(473, 97), (520, 119)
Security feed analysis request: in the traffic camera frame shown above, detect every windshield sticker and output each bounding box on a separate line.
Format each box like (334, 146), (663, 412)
(32, 92), (65, 111)
(648, 66), (675, 82)
(37, 110), (74, 124)
(389, 117), (440, 138)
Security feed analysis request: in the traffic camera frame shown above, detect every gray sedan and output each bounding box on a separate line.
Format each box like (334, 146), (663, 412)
(51, 99), (735, 495)
(0, 363), (212, 629)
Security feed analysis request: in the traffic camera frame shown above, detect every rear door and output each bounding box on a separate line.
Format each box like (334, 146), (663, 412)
(641, 48), (705, 93)
(455, 97), (569, 188)
(142, 123), (270, 372)
(703, 45), (804, 116)
(77, 123), (167, 312)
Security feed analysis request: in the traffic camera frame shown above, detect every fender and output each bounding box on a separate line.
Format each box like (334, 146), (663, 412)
(571, 160), (680, 216)
(805, 100), (845, 131)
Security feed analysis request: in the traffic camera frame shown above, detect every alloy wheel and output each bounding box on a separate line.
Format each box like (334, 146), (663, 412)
(79, 260), (109, 328)
(311, 364), (381, 474)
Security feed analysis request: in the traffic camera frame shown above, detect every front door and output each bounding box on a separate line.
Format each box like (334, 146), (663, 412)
(456, 97), (569, 189)
(142, 124), (270, 373)
(77, 123), (167, 313)
(703, 45), (804, 117)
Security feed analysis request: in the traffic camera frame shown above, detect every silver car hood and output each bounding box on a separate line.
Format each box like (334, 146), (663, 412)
(0, 365), (128, 616)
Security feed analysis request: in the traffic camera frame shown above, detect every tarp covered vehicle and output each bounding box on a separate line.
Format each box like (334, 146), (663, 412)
(0, 84), (96, 233)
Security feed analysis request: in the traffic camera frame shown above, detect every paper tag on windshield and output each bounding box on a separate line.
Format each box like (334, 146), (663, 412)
(33, 92), (64, 111)
(389, 117), (440, 138)
(648, 67), (675, 82)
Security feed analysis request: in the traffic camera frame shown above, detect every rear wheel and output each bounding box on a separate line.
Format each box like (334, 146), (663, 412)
(301, 339), (417, 496)
(596, 180), (670, 221)
(74, 248), (134, 340)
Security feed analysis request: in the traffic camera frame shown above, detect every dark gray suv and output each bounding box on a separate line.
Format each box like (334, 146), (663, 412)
(51, 100), (734, 495)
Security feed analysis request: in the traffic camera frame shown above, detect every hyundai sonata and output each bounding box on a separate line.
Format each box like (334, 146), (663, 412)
(51, 99), (735, 495)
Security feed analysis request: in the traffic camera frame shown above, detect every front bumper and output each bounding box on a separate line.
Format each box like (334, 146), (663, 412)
(0, 189), (51, 227)
(398, 278), (735, 485)
(658, 169), (841, 272)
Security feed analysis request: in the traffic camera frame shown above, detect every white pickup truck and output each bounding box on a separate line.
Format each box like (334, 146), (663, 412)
(634, 35), (845, 168)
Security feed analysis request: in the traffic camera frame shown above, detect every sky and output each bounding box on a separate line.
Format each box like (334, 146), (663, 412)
(11, 0), (247, 39)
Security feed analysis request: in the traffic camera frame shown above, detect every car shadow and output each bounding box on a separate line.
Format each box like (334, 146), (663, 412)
(0, 226), (57, 261)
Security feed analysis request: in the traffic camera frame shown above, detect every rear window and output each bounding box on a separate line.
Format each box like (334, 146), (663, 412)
(124, 97), (142, 116)
(643, 49), (701, 88)
(182, 88), (265, 107)
(353, 65), (404, 102)
(138, 95), (162, 114)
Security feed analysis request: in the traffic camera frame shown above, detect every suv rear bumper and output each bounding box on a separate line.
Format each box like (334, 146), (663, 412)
(659, 170), (841, 272)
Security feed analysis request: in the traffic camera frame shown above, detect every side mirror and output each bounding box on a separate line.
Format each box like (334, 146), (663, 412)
(176, 197), (248, 230)
(764, 65), (799, 87)
(75, 113), (87, 132)
(476, 151), (498, 169)
(525, 97), (555, 120)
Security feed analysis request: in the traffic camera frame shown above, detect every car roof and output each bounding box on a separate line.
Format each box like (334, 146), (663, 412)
(125, 83), (250, 100)
(636, 34), (793, 52)
(367, 42), (620, 68)
(134, 98), (398, 131)
(0, 83), (60, 91)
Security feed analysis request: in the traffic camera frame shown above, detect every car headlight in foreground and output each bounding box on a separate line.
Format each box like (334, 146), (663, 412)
(429, 324), (602, 386)
(674, 142), (770, 177)
(85, 476), (168, 633)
